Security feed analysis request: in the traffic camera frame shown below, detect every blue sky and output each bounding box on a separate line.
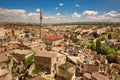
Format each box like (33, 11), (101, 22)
(0, 0), (120, 23)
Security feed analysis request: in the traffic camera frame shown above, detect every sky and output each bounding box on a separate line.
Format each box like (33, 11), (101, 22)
(0, 0), (120, 23)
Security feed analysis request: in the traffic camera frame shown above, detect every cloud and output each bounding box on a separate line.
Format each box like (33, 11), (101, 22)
(44, 16), (57, 20)
(44, 15), (67, 23)
(0, 8), (27, 22)
(0, 8), (120, 23)
(55, 7), (58, 10)
(56, 13), (61, 16)
(82, 10), (120, 22)
(72, 12), (81, 18)
(0, 8), (26, 17)
(27, 12), (39, 21)
(75, 4), (80, 7)
(100, 11), (120, 18)
(0, 8), (66, 23)
(36, 8), (40, 12)
(0, 8), (40, 23)
(82, 10), (98, 16)
(59, 3), (64, 6)
(97, 11), (120, 22)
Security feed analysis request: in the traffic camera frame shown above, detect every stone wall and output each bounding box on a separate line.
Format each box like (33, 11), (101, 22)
(116, 56), (120, 64)
(34, 56), (52, 74)
(83, 64), (99, 73)
(12, 53), (25, 62)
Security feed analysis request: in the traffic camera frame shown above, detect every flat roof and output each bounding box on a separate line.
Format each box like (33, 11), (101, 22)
(0, 68), (9, 76)
(13, 49), (32, 55)
(92, 72), (109, 80)
(84, 73), (91, 79)
(10, 41), (21, 44)
(0, 53), (8, 63)
(35, 51), (57, 58)
(77, 58), (85, 63)
(51, 51), (65, 57)
(77, 58), (95, 65)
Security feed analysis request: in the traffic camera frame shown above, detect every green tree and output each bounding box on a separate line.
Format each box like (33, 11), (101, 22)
(87, 42), (96, 51)
(108, 33), (112, 39)
(107, 53), (117, 63)
(90, 43), (96, 51)
(64, 34), (69, 41)
(100, 46), (116, 55)
(96, 39), (101, 54)
(100, 36), (107, 41)
(100, 45), (117, 63)
(92, 31), (98, 38)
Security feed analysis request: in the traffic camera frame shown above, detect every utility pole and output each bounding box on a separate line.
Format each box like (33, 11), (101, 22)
(39, 9), (43, 39)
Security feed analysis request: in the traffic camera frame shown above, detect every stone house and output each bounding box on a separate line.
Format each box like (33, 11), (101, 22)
(18, 28), (32, 39)
(109, 63), (120, 74)
(11, 49), (66, 75)
(106, 39), (117, 46)
(11, 49), (33, 62)
(75, 58), (100, 77)
(8, 41), (21, 50)
(34, 52), (57, 74)
(56, 52), (66, 72)
(35, 51), (66, 74)
(43, 35), (63, 46)
(43, 35), (63, 51)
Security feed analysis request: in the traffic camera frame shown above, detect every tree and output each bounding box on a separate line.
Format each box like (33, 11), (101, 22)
(90, 43), (96, 51)
(69, 33), (79, 43)
(100, 45), (117, 63)
(100, 45), (116, 55)
(87, 41), (96, 51)
(12, 29), (15, 36)
(107, 53), (117, 63)
(108, 33), (112, 39)
(92, 31), (98, 38)
(100, 36), (107, 41)
(64, 34), (69, 41)
(96, 39), (101, 54)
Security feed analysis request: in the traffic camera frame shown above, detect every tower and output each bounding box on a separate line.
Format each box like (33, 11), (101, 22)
(39, 9), (43, 38)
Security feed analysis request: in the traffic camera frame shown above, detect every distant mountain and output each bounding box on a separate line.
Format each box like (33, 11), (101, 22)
(0, 21), (120, 26)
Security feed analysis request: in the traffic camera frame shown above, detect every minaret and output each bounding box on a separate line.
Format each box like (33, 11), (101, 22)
(39, 9), (43, 39)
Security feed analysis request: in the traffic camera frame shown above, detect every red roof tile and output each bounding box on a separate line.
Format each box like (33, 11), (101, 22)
(0, 26), (5, 28)
(43, 35), (61, 41)
(58, 43), (64, 47)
